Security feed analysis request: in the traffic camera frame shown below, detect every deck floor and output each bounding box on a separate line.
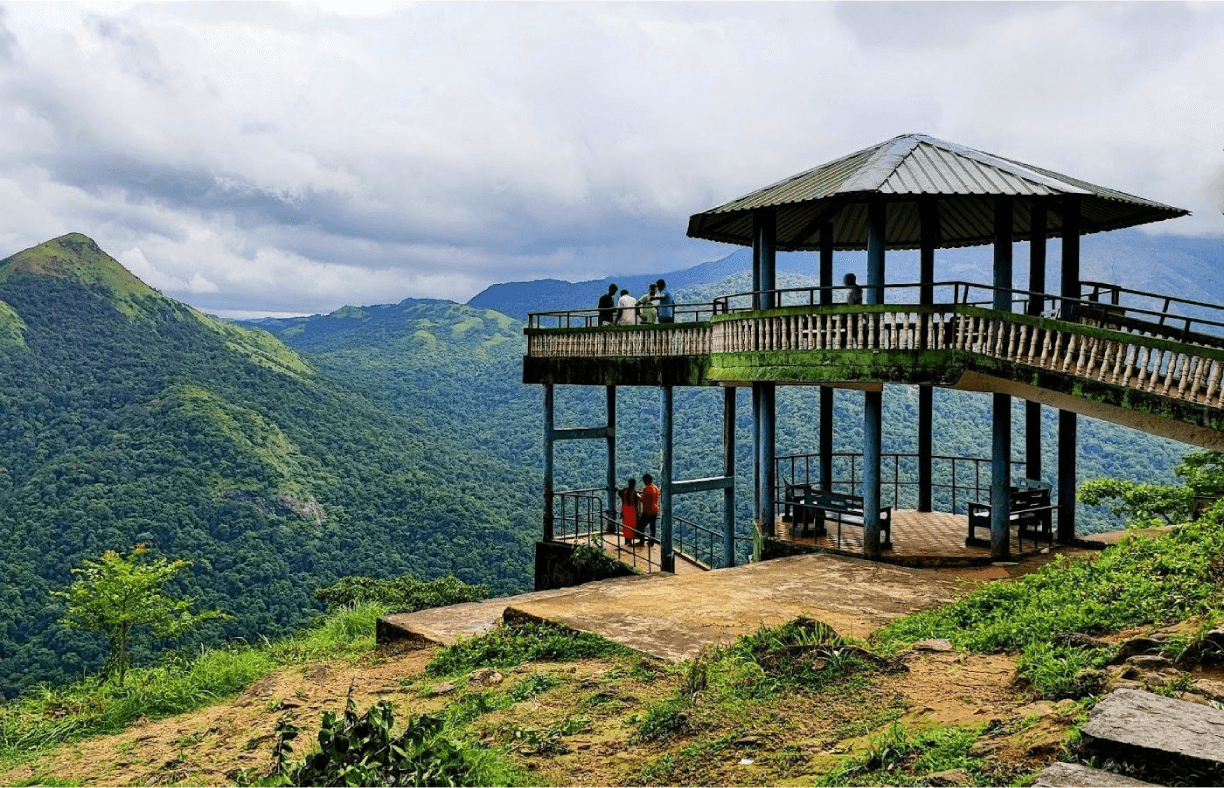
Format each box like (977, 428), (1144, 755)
(777, 508), (1053, 560)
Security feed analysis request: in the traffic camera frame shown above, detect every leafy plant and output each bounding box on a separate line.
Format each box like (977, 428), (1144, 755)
(1077, 478), (1193, 526)
(236, 699), (499, 783)
(50, 545), (228, 687)
(426, 622), (629, 677)
(313, 575), (487, 613)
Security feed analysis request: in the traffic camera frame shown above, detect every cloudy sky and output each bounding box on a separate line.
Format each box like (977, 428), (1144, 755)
(0, 2), (1222, 318)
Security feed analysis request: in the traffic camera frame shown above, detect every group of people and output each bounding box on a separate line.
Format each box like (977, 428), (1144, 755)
(597, 279), (675, 326)
(617, 474), (660, 547)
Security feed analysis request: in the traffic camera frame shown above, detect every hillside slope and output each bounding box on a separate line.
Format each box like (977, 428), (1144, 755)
(0, 235), (536, 694)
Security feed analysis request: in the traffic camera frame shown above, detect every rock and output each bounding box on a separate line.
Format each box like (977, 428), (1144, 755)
(429, 680), (457, 696)
(1081, 688), (1224, 782)
(1054, 632), (1109, 650)
(1124, 654), (1178, 672)
(733, 735), (764, 746)
(1017, 700), (1058, 718)
(1031, 762), (1158, 787)
(922, 768), (972, 786)
(1109, 637), (1168, 664)
(1190, 678), (1224, 702)
(468, 669), (504, 687)
(911, 638), (955, 653)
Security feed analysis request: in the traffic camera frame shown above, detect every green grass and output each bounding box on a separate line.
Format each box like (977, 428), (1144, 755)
(425, 622), (632, 677)
(0, 603), (388, 766)
(876, 516), (1224, 697)
(814, 723), (989, 787)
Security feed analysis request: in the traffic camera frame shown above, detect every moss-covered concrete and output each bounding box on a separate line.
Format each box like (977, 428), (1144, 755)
(522, 354), (713, 386)
(709, 349), (967, 386)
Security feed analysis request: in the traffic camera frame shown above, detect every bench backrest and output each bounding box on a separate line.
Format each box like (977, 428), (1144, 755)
(1011, 488), (1050, 509)
(807, 490), (864, 512)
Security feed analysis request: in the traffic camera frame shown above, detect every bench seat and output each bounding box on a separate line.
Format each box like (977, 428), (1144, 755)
(795, 489), (892, 551)
(967, 484), (1056, 549)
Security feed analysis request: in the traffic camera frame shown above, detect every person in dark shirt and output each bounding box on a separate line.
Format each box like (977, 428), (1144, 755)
(844, 273), (863, 305)
(655, 279), (675, 323)
(598, 283), (618, 325)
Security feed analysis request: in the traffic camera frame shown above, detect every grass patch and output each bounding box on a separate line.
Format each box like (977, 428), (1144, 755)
(814, 723), (988, 787)
(876, 517), (1224, 697)
(426, 622), (631, 677)
(313, 574), (487, 612)
(0, 603), (387, 766)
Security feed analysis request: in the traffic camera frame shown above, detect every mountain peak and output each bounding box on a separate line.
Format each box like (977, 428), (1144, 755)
(0, 232), (159, 302)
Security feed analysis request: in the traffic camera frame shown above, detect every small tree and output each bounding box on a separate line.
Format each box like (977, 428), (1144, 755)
(52, 544), (227, 687)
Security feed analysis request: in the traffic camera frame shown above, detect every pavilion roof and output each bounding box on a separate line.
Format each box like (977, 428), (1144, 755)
(687, 134), (1190, 251)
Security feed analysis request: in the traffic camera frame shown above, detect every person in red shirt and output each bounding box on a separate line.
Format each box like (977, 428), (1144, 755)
(639, 473), (660, 545)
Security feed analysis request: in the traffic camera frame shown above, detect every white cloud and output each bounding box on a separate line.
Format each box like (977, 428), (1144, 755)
(0, 1), (1221, 317)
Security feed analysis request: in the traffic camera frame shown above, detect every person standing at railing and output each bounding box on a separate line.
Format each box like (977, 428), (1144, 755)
(619, 477), (642, 546)
(617, 289), (639, 325)
(639, 473), (660, 545)
(655, 279), (675, 323)
(844, 273), (863, 305)
(638, 283), (659, 324)
(598, 283), (618, 325)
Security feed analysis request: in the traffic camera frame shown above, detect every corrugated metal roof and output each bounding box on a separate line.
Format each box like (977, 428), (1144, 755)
(687, 134), (1190, 250)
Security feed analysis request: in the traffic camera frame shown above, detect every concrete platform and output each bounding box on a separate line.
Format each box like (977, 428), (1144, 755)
(508, 552), (967, 661)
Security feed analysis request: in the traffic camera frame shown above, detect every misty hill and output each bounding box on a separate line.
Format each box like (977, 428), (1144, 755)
(0, 235), (536, 694)
(468, 229), (1224, 320)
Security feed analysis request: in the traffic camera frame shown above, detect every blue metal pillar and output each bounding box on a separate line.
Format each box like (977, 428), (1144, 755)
(1026, 200), (1047, 482)
(606, 385), (617, 525)
(862, 195), (885, 557)
(752, 207), (778, 536)
(543, 383), (555, 542)
(660, 385), (675, 572)
(723, 386), (737, 567)
(918, 196), (938, 512)
(990, 195), (1014, 559)
(1059, 195), (1081, 543)
(760, 383), (776, 536)
(820, 222), (834, 492)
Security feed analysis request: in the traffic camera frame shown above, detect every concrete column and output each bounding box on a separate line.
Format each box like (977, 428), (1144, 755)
(918, 196), (938, 511)
(1059, 195), (1082, 542)
(990, 195), (1014, 559)
(661, 385), (675, 572)
(723, 386), (737, 568)
(754, 208), (777, 309)
(606, 385), (617, 523)
(1026, 199), (1047, 481)
(758, 383), (777, 537)
(543, 383), (554, 542)
(862, 195), (886, 557)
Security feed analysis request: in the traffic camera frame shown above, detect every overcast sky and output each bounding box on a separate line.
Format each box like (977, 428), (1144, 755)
(1, 2), (1222, 318)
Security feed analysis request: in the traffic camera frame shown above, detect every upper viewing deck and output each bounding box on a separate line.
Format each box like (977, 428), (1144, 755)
(524, 280), (1224, 450)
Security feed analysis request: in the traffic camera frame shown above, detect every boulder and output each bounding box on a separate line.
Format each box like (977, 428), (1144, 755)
(1031, 762), (1157, 787)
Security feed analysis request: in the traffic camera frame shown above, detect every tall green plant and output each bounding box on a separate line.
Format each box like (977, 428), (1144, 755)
(51, 544), (227, 687)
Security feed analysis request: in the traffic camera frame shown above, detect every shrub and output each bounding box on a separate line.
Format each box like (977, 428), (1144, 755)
(314, 575), (487, 613)
(426, 622), (629, 677)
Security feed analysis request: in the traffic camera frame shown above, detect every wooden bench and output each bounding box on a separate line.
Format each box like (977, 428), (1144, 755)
(795, 489), (892, 551)
(967, 482), (1056, 549)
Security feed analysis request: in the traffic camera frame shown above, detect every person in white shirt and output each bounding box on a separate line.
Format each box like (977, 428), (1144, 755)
(617, 289), (639, 325)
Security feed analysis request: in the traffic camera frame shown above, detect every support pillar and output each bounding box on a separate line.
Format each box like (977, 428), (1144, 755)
(543, 383), (554, 542)
(820, 222), (834, 492)
(862, 195), (886, 557)
(918, 196), (938, 512)
(758, 383), (776, 537)
(723, 386), (737, 567)
(990, 195), (1014, 559)
(606, 385), (617, 523)
(660, 385), (675, 573)
(1026, 200), (1047, 481)
(752, 207), (778, 536)
(1059, 195), (1081, 542)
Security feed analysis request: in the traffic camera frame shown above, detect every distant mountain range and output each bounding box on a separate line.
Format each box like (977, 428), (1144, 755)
(467, 229), (1224, 320)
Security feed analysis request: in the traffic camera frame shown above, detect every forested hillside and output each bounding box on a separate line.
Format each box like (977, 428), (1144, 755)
(0, 235), (536, 695)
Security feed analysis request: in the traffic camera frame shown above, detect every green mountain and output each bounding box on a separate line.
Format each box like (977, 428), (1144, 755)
(0, 235), (536, 695)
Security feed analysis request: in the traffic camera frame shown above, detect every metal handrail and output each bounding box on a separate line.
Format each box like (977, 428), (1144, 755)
(526, 280), (1224, 346)
(549, 489), (661, 573)
(775, 452), (1030, 517)
(673, 515), (721, 570)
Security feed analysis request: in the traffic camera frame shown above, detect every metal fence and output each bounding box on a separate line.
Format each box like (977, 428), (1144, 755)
(550, 488), (660, 573)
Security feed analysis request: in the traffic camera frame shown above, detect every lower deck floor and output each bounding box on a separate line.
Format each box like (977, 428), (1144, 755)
(774, 508), (1056, 564)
